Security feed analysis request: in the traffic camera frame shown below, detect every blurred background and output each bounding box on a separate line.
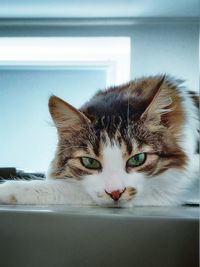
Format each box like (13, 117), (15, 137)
(0, 0), (198, 173)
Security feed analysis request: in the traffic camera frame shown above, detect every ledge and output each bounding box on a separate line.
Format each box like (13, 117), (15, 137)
(0, 205), (198, 267)
(0, 204), (198, 219)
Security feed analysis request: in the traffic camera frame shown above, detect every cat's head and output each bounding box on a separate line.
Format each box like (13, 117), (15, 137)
(48, 76), (187, 207)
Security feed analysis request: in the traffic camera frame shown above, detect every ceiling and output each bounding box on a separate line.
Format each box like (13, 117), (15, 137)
(0, 0), (198, 18)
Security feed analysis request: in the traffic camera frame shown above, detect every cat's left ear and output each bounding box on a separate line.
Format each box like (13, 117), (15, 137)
(140, 75), (173, 123)
(49, 96), (90, 134)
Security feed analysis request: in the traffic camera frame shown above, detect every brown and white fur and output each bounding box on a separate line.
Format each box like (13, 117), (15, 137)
(0, 75), (199, 207)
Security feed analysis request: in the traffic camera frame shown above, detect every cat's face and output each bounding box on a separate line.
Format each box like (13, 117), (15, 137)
(49, 76), (187, 207)
(74, 138), (158, 207)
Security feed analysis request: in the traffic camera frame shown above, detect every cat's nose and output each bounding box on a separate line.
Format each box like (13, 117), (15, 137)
(105, 189), (125, 201)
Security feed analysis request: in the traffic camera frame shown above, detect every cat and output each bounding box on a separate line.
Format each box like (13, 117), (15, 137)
(0, 75), (199, 207)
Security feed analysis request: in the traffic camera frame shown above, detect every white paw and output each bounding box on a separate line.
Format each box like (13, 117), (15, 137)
(0, 182), (18, 204)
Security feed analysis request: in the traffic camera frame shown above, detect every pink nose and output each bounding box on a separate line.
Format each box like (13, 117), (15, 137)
(105, 189), (125, 201)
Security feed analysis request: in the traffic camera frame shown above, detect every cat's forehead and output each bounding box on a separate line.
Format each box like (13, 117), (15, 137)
(101, 138), (150, 159)
(82, 93), (142, 126)
(81, 95), (152, 151)
(75, 131), (154, 160)
(102, 143), (124, 166)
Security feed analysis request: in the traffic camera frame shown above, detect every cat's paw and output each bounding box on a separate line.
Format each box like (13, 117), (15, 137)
(0, 182), (18, 204)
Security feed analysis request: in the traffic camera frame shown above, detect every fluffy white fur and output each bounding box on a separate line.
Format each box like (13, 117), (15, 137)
(0, 179), (93, 205)
(0, 84), (199, 207)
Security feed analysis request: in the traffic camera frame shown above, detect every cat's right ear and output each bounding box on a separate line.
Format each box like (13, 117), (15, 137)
(48, 96), (90, 134)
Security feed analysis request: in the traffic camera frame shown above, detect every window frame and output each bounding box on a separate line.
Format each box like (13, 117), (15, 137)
(0, 37), (131, 86)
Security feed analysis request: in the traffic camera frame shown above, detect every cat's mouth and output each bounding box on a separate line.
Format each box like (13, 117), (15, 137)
(96, 186), (137, 204)
(94, 188), (137, 208)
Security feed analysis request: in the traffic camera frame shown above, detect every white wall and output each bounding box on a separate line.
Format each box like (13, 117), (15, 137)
(130, 23), (199, 91)
(0, 22), (198, 90)
(86, 23), (198, 91)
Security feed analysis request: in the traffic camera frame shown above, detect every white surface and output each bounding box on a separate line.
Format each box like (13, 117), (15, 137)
(130, 24), (199, 91)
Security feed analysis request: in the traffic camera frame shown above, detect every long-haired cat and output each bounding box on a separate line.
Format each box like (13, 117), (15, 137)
(0, 75), (199, 207)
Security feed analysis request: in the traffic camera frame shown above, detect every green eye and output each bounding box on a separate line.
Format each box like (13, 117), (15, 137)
(127, 153), (146, 167)
(80, 157), (101, 170)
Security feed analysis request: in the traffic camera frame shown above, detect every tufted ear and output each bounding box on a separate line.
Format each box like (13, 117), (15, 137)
(140, 75), (173, 123)
(49, 96), (90, 135)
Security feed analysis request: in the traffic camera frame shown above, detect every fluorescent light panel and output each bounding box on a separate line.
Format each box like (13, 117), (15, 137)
(0, 37), (131, 85)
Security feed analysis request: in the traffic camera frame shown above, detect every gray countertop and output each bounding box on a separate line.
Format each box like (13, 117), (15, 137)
(0, 204), (199, 219)
(0, 205), (199, 267)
